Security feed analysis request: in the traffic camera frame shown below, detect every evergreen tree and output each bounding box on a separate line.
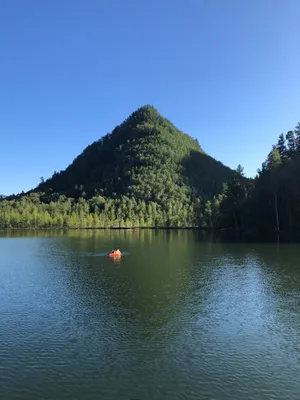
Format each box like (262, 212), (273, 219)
(286, 130), (296, 158)
(276, 133), (287, 160)
(219, 165), (248, 233)
(295, 122), (300, 155)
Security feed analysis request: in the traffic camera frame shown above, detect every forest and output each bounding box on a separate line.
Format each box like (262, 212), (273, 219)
(209, 123), (300, 240)
(1, 106), (300, 240)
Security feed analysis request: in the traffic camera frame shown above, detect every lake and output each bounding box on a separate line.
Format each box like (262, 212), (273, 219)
(1, 229), (300, 400)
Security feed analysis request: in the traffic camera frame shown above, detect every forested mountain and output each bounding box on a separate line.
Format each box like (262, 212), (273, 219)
(35, 105), (232, 200)
(0, 106), (233, 229)
(2, 106), (300, 240)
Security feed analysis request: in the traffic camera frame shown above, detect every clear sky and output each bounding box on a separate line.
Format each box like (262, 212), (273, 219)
(1, 0), (299, 195)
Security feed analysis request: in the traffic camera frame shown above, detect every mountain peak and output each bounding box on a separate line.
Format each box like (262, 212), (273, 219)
(131, 104), (160, 119)
(119, 104), (163, 129)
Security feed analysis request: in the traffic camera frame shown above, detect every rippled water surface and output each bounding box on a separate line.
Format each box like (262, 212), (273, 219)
(1, 230), (300, 400)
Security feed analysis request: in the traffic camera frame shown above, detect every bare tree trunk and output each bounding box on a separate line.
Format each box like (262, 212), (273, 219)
(233, 211), (239, 241)
(289, 206), (293, 235)
(274, 190), (280, 233)
(233, 211), (238, 232)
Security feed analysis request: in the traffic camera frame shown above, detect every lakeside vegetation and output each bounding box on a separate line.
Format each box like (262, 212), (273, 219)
(1, 106), (300, 239)
(0, 106), (232, 229)
(213, 123), (300, 238)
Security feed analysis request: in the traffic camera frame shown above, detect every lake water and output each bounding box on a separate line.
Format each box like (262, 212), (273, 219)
(1, 230), (300, 400)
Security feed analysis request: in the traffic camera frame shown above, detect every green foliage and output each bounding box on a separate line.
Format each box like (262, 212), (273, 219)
(1, 105), (233, 229)
(276, 133), (287, 159)
(4, 107), (300, 238)
(213, 165), (251, 232)
(34, 105), (232, 202)
(0, 192), (201, 229)
(295, 122), (300, 156)
(208, 121), (300, 238)
(286, 130), (296, 158)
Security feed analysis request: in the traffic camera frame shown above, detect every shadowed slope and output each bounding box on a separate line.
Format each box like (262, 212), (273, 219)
(36, 105), (233, 203)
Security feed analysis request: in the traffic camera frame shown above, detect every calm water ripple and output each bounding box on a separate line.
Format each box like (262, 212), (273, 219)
(1, 230), (300, 399)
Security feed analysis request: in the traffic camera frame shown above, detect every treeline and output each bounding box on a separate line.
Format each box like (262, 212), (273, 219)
(0, 192), (201, 229)
(206, 122), (300, 239)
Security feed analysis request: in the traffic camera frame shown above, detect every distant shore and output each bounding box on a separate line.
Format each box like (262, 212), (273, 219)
(1, 227), (299, 243)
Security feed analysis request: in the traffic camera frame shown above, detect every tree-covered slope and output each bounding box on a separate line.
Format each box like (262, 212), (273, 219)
(0, 106), (234, 229)
(36, 105), (232, 203)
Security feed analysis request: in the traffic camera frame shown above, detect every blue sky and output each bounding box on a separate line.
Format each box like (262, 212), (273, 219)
(1, 0), (299, 195)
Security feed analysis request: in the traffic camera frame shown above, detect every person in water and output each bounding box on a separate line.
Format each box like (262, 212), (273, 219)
(110, 249), (122, 255)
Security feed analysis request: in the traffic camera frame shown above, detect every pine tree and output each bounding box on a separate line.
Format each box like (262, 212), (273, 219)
(295, 122), (300, 155)
(276, 133), (287, 160)
(266, 146), (282, 233)
(219, 165), (247, 233)
(286, 130), (296, 158)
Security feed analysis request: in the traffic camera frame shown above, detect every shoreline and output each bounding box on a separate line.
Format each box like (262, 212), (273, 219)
(0, 226), (206, 231)
(1, 227), (299, 243)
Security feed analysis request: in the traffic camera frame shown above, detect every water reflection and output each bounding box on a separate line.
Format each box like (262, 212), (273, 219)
(46, 231), (193, 332)
(1, 231), (300, 399)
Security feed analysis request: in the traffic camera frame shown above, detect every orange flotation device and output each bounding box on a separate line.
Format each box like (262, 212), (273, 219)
(108, 249), (122, 258)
